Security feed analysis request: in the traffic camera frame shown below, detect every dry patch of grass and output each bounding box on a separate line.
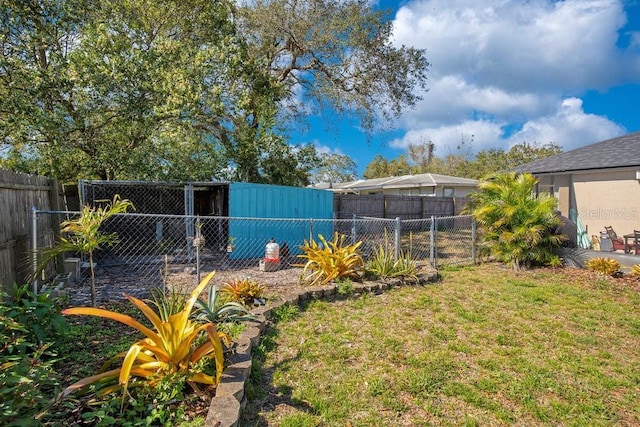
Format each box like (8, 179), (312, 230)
(242, 263), (640, 426)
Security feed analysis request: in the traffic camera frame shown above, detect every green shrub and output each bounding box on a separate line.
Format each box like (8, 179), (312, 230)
(0, 285), (63, 425)
(335, 278), (354, 296)
(547, 254), (563, 268)
(464, 172), (564, 271)
(78, 371), (191, 426)
(3, 284), (67, 346)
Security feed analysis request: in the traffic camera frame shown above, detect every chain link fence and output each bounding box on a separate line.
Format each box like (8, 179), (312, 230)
(32, 210), (476, 303)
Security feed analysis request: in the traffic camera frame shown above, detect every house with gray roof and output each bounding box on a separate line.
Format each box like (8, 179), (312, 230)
(514, 132), (640, 249)
(314, 173), (478, 197)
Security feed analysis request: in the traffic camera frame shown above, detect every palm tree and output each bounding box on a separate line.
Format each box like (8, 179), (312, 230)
(42, 195), (134, 306)
(464, 172), (564, 271)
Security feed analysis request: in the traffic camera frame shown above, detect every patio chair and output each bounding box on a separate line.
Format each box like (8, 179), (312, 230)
(634, 230), (640, 255)
(604, 226), (626, 252)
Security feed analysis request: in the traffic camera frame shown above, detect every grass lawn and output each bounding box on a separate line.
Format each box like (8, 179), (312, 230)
(243, 263), (640, 426)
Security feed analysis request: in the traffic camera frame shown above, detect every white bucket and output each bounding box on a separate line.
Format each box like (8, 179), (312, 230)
(265, 240), (280, 260)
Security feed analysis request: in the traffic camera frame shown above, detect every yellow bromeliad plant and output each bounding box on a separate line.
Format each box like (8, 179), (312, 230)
(585, 257), (620, 277)
(220, 277), (266, 306)
(297, 232), (364, 286)
(60, 272), (227, 398)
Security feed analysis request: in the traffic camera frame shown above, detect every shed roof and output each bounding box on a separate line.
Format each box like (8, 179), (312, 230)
(513, 132), (640, 174)
(315, 173), (478, 192)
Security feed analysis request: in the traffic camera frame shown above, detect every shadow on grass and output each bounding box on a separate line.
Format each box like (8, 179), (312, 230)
(240, 335), (317, 426)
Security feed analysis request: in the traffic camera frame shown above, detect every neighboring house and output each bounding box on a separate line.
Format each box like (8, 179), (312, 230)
(314, 173), (479, 197)
(514, 132), (640, 247)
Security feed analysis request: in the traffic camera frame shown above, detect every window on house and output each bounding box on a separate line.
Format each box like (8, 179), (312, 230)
(443, 187), (454, 197)
(536, 184), (554, 196)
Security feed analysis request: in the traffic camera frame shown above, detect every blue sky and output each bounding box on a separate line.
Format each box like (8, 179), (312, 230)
(290, 0), (640, 177)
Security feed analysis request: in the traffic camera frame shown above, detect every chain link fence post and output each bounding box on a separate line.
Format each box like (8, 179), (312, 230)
(195, 216), (201, 284)
(472, 219), (477, 264)
(394, 217), (401, 261)
(351, 214), (357, 245)
(185, 184), (194, 262)
(430, 215), (436, 267)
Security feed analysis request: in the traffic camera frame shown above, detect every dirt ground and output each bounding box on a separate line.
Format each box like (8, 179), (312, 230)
(61, 259), (307, 307)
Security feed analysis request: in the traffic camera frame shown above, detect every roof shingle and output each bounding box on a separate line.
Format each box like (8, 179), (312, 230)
(513, 132), (640, 174)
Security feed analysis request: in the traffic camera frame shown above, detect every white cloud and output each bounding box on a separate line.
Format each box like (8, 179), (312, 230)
(399, 75), (555, 128)
(393, 0), (632, 91)
(390, 97), (626, 155)
(386, 0), (637, 157)
(308, 140), (345, 155)
(390, 119), (505, 154)
(506, 97), (626, 150)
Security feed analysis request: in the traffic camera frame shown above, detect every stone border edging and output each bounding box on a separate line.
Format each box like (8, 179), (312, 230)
(204, 272), (439, 427)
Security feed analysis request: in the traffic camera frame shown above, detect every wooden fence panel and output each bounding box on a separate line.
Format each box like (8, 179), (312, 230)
(0, 169), (60, 292)
(453, 197), (470, 215)
(334, 194), (385, 218)
(422, 197), (453, 217)
(385, 195), (423, 219)
(334, 194), (470, 219)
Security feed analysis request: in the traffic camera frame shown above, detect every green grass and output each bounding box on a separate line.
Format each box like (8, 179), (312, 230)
(243, 263), (640, 426)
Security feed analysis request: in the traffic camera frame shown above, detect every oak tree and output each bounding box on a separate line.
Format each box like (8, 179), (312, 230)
(2, 0), (429, 185)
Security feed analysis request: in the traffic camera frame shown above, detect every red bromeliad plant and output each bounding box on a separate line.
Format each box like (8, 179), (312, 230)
(60, 272), (228, 398)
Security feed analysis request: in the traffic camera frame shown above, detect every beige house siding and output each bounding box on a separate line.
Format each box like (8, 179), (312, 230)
(445, 186), (476, 198)
(535, 168), (640, 238)
(573, 169), (640, 236)
(555, 175), (571, 215)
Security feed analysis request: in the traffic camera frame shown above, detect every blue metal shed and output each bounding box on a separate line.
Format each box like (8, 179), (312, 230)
(79, 180), (334, 262)
(228, 183), (334, 259)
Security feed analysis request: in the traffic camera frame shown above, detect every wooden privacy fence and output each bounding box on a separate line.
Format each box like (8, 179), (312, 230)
(0, 169), (64, 292)
(334, 194), (470, 219)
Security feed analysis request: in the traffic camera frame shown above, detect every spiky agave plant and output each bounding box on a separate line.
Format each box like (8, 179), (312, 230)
(366, 231), (417, 281)
(60, 272), (227, 399)
(194, 284), (256, 324)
